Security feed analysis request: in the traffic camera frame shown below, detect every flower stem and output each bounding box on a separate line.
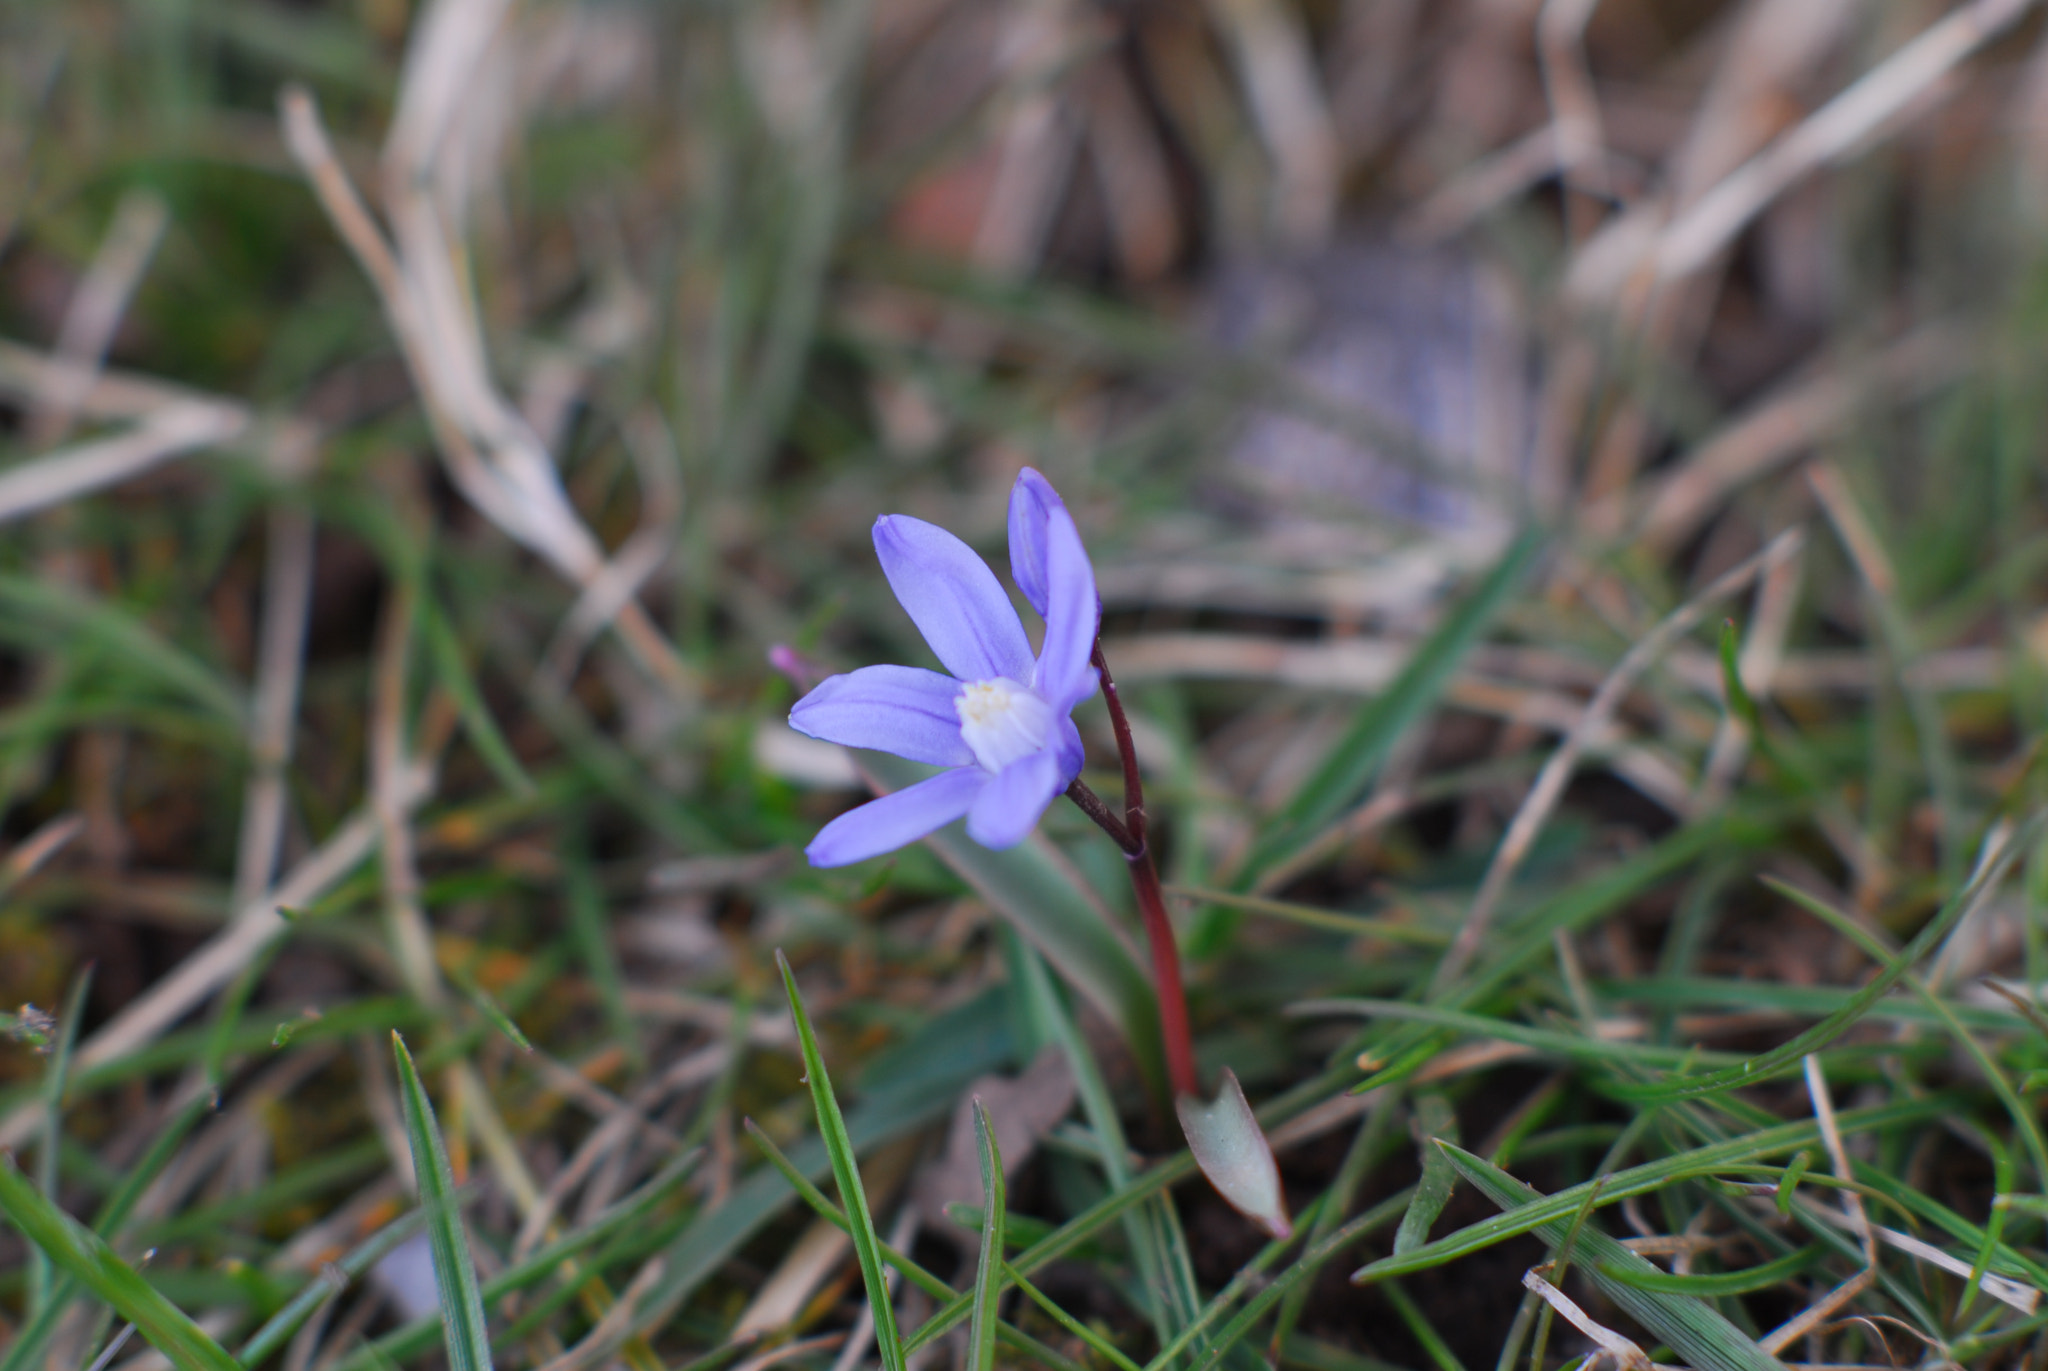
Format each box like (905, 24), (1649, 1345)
(1068, 641), (1200, 1101)
(1129, 837), (1199, 1100)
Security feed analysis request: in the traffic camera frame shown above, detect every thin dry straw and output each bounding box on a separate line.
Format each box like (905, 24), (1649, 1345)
(232, 421), (319, 909)
(1628, 324), (1970, 553)
(0, 791), (421, 1150)
(1207, 0), (1339, 246)
(1755, 1056), (1877, 1356)
(1435, 527), (1804, 991)
(0, 403), (248, 529)
(279, 62), (693, 703)
(1655, 0), (2037, 280)
(30, 187), (168, 446)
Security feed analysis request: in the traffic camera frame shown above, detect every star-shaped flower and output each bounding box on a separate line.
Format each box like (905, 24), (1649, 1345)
(791, 469), (1099, 866)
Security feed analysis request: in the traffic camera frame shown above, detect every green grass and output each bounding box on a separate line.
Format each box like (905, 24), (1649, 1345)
(3, 2), (2048, 1370)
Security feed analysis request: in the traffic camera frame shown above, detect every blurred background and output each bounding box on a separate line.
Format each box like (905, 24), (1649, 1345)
(5, 1), (2048, 1369)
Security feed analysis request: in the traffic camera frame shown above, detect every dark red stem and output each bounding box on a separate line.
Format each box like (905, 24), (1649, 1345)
(1068, 641), (1199, 1100)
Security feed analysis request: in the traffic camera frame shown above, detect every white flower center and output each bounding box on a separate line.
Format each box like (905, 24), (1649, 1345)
(955, 678), (1054, 773)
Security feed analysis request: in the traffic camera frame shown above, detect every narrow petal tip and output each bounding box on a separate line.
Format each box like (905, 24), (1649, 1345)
(1176, 1069), (1292, 1242)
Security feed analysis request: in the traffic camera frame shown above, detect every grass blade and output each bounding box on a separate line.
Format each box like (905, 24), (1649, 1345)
(30, 964), (92, 1318)
(968, 1099), (1005, 1371)
(1392, 1093), (1458, 1255)
(1241, 530), (1539, 884)
(0, 1153), (241, 1371)
(1618, 818), (2029, 1101)
(1009, 933), (1190, 1346)
(777, 949), (905, 1371)
(1596, 1245), (1823, 1297)
(390, 1031), (495, 1371)
(421, 591), (535, 797)
(854, 750), (1165, 1100)
(1430, 1142), (1786, 1371)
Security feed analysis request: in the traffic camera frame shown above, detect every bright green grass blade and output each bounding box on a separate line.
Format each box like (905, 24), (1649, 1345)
(1393, 1093), (1458, 1255)
(777, 949), (905, 1371)
(1278, 1332), (1414, 1371)
(741, 1117), (1112, 1371)
(1353, 1093), (1948, 1283)
(1775, 1151), (1813, 1217)
(0, 1152), (241, 1371)
(912, 1059), (1365, 1357)
(0, 1035), (208, 1371)
(855, 750), (1164, 1099)
(236, 1206), (432, 1365)
(420, 591), (535, 797)
(1380, 1280), (1463, 1371)
(1958, 1138), (2015, 1324)
(967, 1099), (1004, 1371)
(30, 964), (91, 1318)
(1179, 1188), (1416, 1371)
(642, 1009), (1009, 1338)
(0, 575), (246, 727)
(1303, 998), (1748, 1074)
(1141, 1195), (1323, 1371)
(1004, 1261), (1144, 1371)
(1162, 885), (1448, 945)
(741, 1118), (951, 1298)
(1758, 872), (2048, 1182)
(324, 1147), (703, 1371)
(1357, 811), (1775, 1095)
(1241, 530), (1540, 884)
(1596, 1244), (1823, 1297)
(1716, 619), (1761, 731)
(564, 834), (641, 1071)
(1009, 933), (1187, 1344)
(446, 963), (533, 1053)
(1430, 1143), (1785, 1371)
(1618, 820), (2029, 1101)
(390, 1031), (496, 1371)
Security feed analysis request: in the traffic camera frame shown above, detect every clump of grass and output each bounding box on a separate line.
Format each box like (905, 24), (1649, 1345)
(3, 2), (2048, 1371)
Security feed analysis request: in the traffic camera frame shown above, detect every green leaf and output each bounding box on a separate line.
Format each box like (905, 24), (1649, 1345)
(1242, 530), (1540, 883)
(1596, 1244), (1822, 1297)
(967, 1100), (1005, 1371)
(1393, 1094), (1458, 1255)
(777, 950), (905, 1371)
(1430, 1143), (1785, 1371)
(0, 1153), (241, 1371)
(390, 1032), (495, 1371)
(854, 751), (1165, 1099)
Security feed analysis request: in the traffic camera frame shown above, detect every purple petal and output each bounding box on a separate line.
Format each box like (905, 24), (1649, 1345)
(1007, 468), (1067, 618)
(1030, 500), (1100, 711)
(1053, 714), (1086, 785)
(806, 767), (987, 867)
(790, 665), (973, 767)
(874, 515), (1034, 684)
(965, 751), (1062, 849)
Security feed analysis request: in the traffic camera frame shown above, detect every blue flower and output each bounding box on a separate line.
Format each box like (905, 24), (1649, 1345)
(791, 469), (1100, 866)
